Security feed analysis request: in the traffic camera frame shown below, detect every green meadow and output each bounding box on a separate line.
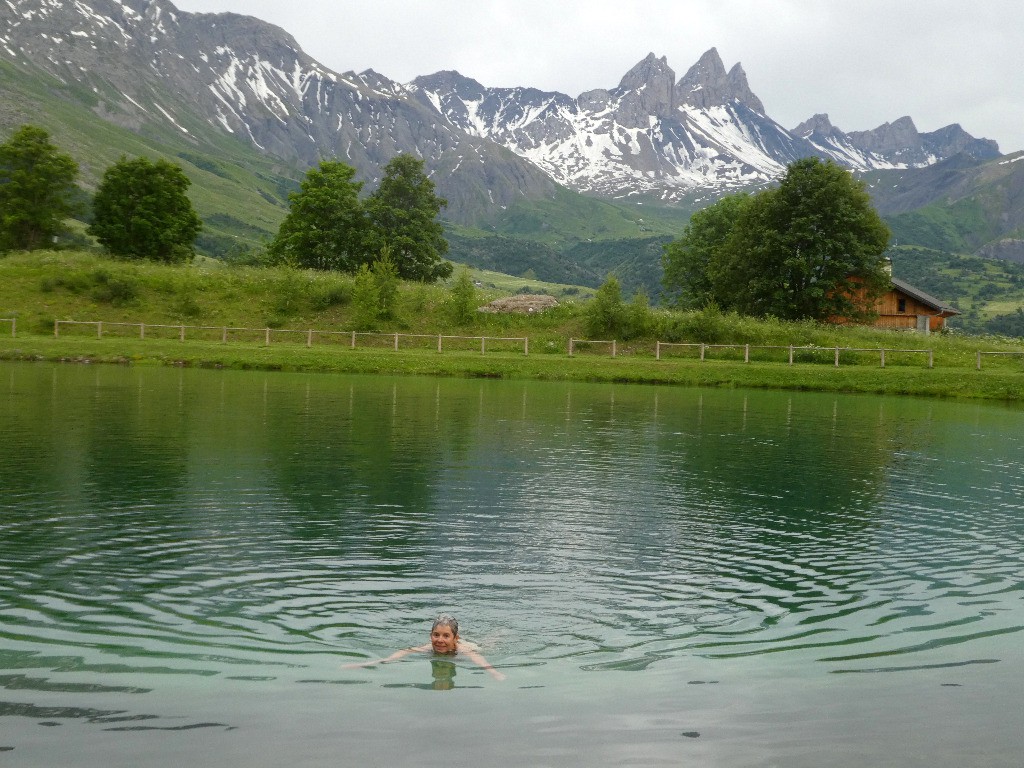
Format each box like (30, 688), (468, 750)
(1, 251), (1022, 401)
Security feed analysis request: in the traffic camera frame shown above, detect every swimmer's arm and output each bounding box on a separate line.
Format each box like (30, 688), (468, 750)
(461, 647), (507, 681)
(342, 644), (431, 669)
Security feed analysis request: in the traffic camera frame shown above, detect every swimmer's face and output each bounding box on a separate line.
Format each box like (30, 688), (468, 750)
(430, 624), (458, 654)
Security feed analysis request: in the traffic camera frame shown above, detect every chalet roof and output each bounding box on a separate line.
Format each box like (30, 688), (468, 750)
(890, 276), (960, 316)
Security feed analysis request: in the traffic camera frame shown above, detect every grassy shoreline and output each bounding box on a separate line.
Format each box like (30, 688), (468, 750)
(2, 250), (1022, 401)
(2, 333), (1023, 402)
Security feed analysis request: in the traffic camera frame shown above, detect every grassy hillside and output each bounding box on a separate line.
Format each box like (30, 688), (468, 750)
(3, 250), (1022, 353)
(3, 251), (1023, 402)
(0, 59), (295, 256)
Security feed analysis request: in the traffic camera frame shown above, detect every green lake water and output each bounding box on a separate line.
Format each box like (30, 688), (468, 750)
(1, 362), (1023, 767)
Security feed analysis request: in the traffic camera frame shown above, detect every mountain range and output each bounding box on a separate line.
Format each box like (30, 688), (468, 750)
(2, 0), (1024, 288)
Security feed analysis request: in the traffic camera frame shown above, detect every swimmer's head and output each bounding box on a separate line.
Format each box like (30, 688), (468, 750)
(430, 614), (459, 654)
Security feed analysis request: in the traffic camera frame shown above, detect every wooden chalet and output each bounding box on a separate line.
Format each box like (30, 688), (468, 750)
(870, 276), (959, 333)
(834, 261), (959, 333)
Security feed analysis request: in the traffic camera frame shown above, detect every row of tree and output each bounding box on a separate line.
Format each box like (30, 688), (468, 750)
(268, 155), (451, 281)
(0, 125), (201, 260)
(1, 124), (453, 282)
(661, 157), (892, 322)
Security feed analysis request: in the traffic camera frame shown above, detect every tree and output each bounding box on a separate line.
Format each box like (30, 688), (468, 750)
(366, 154), (452, 282)
(0, 125), (80, 251)
(268, 160), (368, 271)
(662, 192), (750, 309)
(662, 158), (891, 321)
(90, 156), (202, 262)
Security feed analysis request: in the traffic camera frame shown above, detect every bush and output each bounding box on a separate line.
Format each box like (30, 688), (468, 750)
(584, 275), (626, 338)
(447, 268), (478, 325)
(351, 264), (380, 330)
(309, 281), (351, 310)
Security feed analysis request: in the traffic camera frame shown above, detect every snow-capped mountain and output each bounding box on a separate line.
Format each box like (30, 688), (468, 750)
(412, 48), (999, 201)
(0, 0), (1001, 217)
(0, 0), (559, 220)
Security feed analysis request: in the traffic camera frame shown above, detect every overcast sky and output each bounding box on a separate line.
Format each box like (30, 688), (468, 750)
(174, 0), (1024, 154)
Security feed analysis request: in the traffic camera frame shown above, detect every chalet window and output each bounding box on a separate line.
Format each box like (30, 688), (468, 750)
(897, 298), (907, 313)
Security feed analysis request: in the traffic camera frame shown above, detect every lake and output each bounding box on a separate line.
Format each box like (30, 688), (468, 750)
(1, 362), (1022, 767)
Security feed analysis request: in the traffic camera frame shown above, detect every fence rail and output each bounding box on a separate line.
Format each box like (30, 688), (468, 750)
(568, 338), (616, 357)
(977, 350), (1024, 370)
(1, 317), (14, 337)
(32, 320), (1023, 373)
(655, 341), (934, 368)
(51, 320), (528, 356)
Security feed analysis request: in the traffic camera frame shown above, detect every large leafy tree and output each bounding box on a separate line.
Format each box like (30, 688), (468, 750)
(268, 160), (369, 271)
(366, 154), (452, 281)
(662, 192), (750, 309)
(662, 158), (891, 321)
(89, 156), (202, 262)
(0, 125), (80, 252)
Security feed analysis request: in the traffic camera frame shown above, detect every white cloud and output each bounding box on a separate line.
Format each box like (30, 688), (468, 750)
(173, 0), (1024, 152)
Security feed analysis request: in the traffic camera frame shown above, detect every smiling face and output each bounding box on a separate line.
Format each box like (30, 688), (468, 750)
(430, 624), (459, 654)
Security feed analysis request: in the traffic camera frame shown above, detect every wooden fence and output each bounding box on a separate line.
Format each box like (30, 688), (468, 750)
(51, 320), (529, 355)
(28, 319), (1024, 372)
(977, 350), (1024, 370)
(1, 318), (14, 337)
(568, 338), (616, 357)
(655, 341), (934, 368)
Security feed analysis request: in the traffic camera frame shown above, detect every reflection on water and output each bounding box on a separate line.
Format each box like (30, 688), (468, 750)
(1, 362), (1023, 767)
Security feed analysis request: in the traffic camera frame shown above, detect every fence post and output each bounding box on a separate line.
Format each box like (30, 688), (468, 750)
(524, 337), (529, 356)
(11, 317), (14, 337)
(656, 341), (661, 361)
(97, 321), (103, 339)
(611, 340), (616, 358)
(569, 338), (575, 357)
(789, 345), (794, 366)
(834, 347), (840, 367)
(54, 319), (59, 338)
(928, 350), (934, 369)
(744, 344), (750, 363)
(700, 343), (706, 361)
(437, 334), (443, 353)
(307, 329), (313, 348)
(139, 323), (145, 339)
(977, 351), (982, 371)
(351, 331), (356, 349)
(394, 332), (399, 351)
(880, 349), (886, 368)
(481, 337), (486, 355)
(180, 325), (185, 342)
(264, 328), (270, 346)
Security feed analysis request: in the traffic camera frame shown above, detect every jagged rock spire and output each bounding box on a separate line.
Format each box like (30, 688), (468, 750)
(677, 47), (764, 112)
(616, 52), (676, 118)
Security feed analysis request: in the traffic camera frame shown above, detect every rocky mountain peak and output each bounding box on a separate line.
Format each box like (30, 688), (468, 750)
(847, 116), (922, 155)
(412, 70), (487, 101)
(793, 113), (841, 138)
(677, 47), (763, 112)
(614, 52), (676, 121)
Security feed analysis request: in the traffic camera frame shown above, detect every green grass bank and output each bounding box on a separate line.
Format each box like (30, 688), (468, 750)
(2, 251), (1022, 401)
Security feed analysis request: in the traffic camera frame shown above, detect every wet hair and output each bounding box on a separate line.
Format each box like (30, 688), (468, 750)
(432, 613), (459, 636)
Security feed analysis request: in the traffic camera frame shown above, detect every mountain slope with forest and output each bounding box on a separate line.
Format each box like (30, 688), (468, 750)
(2, 0), (1022, 315)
